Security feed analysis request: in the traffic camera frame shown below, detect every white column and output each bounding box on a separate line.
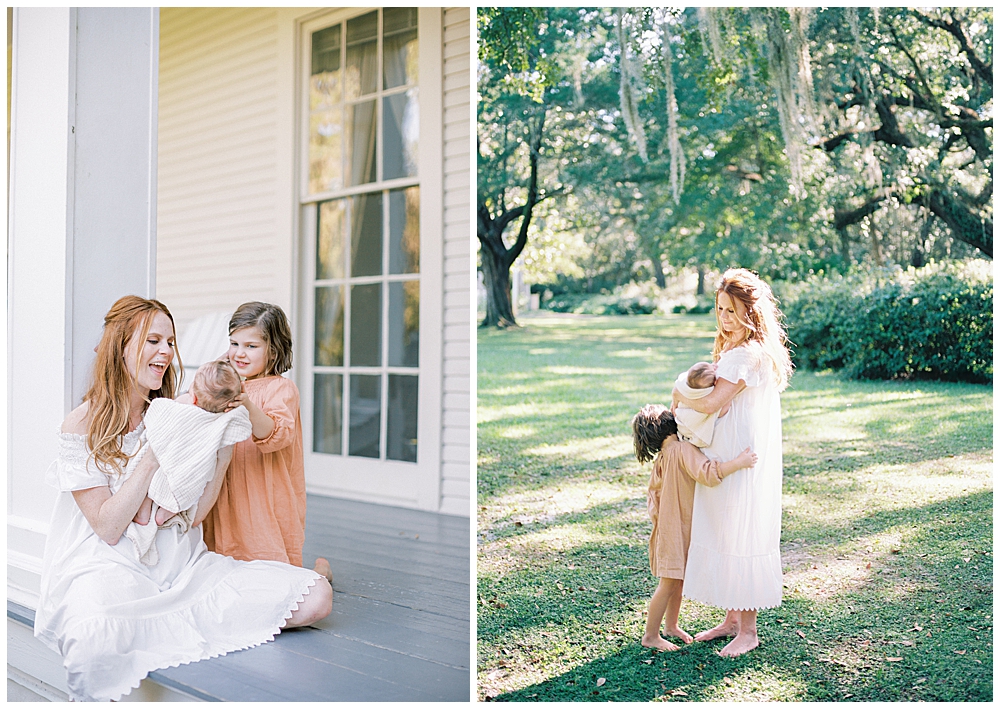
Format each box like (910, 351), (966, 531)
(7, 7), (159, 608)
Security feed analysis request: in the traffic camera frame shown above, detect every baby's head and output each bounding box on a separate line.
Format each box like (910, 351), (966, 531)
(687, 362), (717, 389)
(631, 404), (678, 464)
(189, 360), (242, 413)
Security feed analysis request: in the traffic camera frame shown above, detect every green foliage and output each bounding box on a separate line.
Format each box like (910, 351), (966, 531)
(781, 260), (992, 382)
(544, 292), (657, 316)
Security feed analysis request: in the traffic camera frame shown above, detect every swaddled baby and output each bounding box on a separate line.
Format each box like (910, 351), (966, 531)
(125, 360), (253, 565)
(672, 362), (719, 448)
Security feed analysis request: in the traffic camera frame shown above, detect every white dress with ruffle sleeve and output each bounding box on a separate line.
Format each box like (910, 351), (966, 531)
(33, 424), (322, 702)
(682, 342), (784, 610)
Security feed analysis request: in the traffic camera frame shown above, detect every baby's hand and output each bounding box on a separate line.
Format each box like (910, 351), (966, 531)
(134, 496), (153, 526)
(737, 447), (757, 469)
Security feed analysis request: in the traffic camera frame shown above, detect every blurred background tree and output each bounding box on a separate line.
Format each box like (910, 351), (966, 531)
(477, 6), (992, 327)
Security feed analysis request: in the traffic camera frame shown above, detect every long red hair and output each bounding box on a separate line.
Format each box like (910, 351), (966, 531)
(712, 269), (792, 392)
(85, 296), (181, 474)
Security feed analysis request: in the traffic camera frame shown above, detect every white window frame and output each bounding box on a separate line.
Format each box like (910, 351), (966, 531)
(294, 7), (442, 511)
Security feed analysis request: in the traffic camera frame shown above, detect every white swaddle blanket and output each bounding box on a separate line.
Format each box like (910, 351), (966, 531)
(674, 370), (719, 448)
(123, 399), (252, 565)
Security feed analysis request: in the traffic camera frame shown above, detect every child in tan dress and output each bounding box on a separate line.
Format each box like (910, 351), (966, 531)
(631, 404), (756, 651)
(202, 302), (332, 583)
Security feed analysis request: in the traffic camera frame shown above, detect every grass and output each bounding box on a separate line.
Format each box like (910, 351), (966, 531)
(476, 313), (993, 702)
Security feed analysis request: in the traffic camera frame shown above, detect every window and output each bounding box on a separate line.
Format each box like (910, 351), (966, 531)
(304, 8), (420, 464)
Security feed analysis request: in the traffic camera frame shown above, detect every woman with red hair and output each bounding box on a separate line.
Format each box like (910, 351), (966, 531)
(671, 269), (793, 657)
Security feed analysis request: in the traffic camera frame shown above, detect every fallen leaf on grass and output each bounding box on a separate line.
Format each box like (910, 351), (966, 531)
(865, 562), (872, 569)
(724, 677), (732, 686)
(807, 639), (818, 646)
(643, 659), (653, 664)
(954, 650), (966, 655)
(963, 557), (971, 563)
(908, 625), (923, 632)
(886, 657), (903, 662)
(796, 630), (806, 639)
(670, 689), (688, 697)
(899, 640), (914, 647)
(596, 677), (606, 687)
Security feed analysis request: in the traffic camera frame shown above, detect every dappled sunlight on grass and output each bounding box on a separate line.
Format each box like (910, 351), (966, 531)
(478, 315), (993, 701)
(523, 434), (632, 462)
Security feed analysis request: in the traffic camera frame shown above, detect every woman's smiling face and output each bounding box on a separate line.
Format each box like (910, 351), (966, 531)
(124, 311), (175, 393)
(716, 291), (748, 340)
(228, 326), (269, 379)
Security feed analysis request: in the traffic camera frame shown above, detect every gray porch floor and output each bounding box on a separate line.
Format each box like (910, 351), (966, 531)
(11, 495), (471, 702)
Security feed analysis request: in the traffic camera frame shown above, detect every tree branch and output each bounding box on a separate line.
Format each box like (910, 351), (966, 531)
(912, 10), (992, 88)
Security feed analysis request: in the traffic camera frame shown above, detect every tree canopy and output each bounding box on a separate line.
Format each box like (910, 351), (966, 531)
(477, 7), (992, 325)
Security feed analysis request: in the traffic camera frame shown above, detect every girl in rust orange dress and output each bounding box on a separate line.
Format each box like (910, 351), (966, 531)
(203, 302), (332, 582)
(631, 404), (755, 651)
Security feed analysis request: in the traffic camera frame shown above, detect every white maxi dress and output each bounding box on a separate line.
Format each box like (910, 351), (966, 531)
(34, 425), (322, 702)
(682, 342), (784, 610)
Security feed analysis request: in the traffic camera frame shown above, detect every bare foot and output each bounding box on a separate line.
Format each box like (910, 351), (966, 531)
(664, 625), (694, 644)
(134, 496), (153, 526)
(694, 620), (739, 642)
(719, 632), (759, 658)
(154, 506), (176, 526)
(314, 557), (333, 584)
(641, 634), (680, 652)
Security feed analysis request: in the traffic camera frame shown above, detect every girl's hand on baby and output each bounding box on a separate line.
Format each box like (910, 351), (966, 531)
(224, 386), (249, 412)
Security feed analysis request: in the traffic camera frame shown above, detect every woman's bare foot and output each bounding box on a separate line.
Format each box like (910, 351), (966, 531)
(694, 619), (739, 642)
(313, 557), (333, 584)
(641, 634), (680, 652)
(719, 631), (759, 657)
(664, 625), (694, 644)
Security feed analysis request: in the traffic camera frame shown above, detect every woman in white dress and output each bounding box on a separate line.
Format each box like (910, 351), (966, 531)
(34, 296), (333, 701)
(671, 269), (792, 658)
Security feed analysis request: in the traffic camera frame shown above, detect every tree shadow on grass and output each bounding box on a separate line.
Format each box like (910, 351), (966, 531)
(479, 490), (992, 702)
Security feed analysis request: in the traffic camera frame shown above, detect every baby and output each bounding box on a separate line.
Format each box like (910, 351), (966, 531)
(127, 361), (252, 564)
(672, 361), (725, 448)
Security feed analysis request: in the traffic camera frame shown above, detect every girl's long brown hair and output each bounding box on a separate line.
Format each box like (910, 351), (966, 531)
(712, 268), (793, 392)
(631, 404), (677, 464)
(85, 296), (181, 475)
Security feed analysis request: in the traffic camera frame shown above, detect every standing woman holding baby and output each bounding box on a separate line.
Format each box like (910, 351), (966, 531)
(671, 269), (793, 657)
(34, 296), (332, 702)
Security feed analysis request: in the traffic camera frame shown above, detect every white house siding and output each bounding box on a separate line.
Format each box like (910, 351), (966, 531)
(439, 7), (471, 517)
(157, 8), (286, 334)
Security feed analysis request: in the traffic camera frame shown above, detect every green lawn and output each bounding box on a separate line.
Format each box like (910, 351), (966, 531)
(477, 313), (992, 702)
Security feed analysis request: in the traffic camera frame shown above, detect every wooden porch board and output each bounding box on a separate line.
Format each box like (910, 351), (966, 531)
(142, 495), (471, 701)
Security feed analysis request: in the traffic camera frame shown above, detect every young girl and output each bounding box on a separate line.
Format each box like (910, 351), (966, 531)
(202, 302), (332, 582)
(631, 404), (756, 651)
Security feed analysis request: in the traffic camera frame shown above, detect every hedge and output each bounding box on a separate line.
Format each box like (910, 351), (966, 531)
(779, 260), (992, 383)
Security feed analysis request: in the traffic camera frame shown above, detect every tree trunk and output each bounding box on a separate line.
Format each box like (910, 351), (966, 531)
(480, 242), (516, 328)
(695, 265), (706, 296)
(653, 261), (667, 288)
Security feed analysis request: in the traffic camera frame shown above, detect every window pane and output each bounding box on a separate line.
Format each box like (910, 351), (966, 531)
(316, 200), (345, 280)
(311, 24), (342, 77)
(350, 283), (381, 366)
(388, 281), (419, 367)
(388, 187), (419, 274)
(345, 11), (377, 99)
(309, 108), (343, 194)
(387, 374), (417, 462)
(314, 286), (345, 366)
(349, 374), (380, 458)
(383, 89), (419, 180)
(345, 100), (377, 186)
(383, 8), (418, 89)
(313, 373), (343, 454)
(350, 192), (382, 277)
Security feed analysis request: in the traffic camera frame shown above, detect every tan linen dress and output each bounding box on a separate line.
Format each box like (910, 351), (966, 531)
(647, 434), (727, 579)
(203, 376), (307, 566)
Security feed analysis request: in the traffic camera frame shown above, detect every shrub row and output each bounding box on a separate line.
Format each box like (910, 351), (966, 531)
(778, 260), (992, 383)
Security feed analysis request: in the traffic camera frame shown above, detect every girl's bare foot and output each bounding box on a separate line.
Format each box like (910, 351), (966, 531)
(664, 625), (694, 644)
(694, 619), (739, 642)
(719, 631), (759, 657)
(641, 634), (680, 652)
(313, 557), (333, 584)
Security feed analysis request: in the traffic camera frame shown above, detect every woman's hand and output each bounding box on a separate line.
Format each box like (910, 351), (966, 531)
(72, 450), (161, 546)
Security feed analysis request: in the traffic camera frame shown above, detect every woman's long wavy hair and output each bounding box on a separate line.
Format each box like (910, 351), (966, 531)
(712, 268), (793, 392)
(631, 404), (677, 464)
(85, 296), (181, 475)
